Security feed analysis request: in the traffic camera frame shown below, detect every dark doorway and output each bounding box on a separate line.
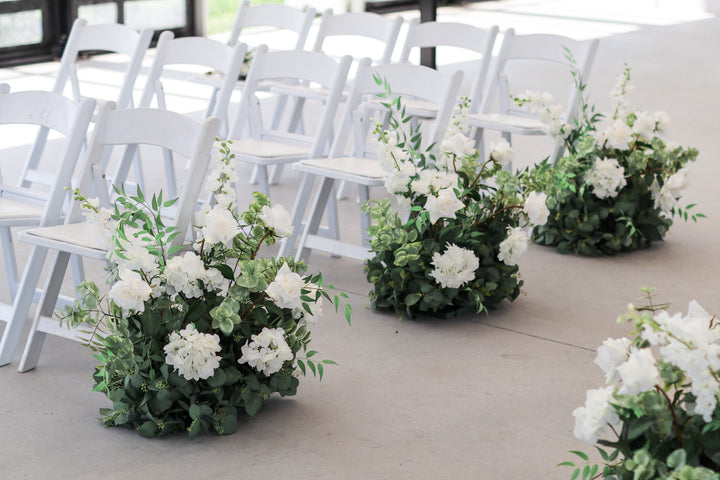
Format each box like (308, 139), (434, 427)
(0, 0), (197, 66)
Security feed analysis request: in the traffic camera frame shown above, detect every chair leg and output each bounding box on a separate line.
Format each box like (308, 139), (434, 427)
(278, 173), (315, 258)
(0, 227), (19, 302)
(18, 251), (71, 372)
(256, 165), (270, 197)
(549, 139), (565, 165)
(0, 245), (49, 366)
(295, 177), (335, 263)
(268, 164), (284, 185)
(359, 185), (371, 247)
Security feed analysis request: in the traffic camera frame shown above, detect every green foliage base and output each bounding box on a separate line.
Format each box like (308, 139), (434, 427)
(365, 200), (522, 319)
(91, 286), (306, 439)
(533, 181), (673, 257)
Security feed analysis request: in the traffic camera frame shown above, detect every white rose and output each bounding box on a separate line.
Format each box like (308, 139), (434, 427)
(260, 204), (294, 237)
(265, 263), (305, 310)
(617, 347), (660, 395)
(108, 269), (152, 313)
(201, 206), (240, 247)
(523, 191), (550, 226)
(595, 337), (631, 385)
(497, 226), (529, 265)
(489, 139), (515, 166)
(654, 111), (671, 133)
(424, 187), (464, 224)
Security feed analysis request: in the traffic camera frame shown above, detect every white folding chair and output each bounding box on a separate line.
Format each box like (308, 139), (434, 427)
(226, 45), (351, 200)
(398, 20), (498, 119)
(138, 31), (247, 198)
(24, 18), (153, 189)
(228, 0), (316, 50)
(0, 88), (96, 304)
(0, 107), (220, 371)
(0, 90), (96, 367)
(468, 30), (599, 165)
(278, 61), (463, 262)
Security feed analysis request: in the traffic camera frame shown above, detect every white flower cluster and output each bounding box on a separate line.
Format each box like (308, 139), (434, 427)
(651, 167), (690, 213)
(429, 243), (479, 289)
(585, 157), (627, 199)
(110, 229), (160, 277)
(163, 324), (222, 381)
(238, 327), (293, 376)
(514, 90), (570, 140)
(163, 251), (224, 299)
(265, 263), (305, 310)
(497, 226), (529, 266)
(575, 301), (720, 446)
(108, 269), (153, 314)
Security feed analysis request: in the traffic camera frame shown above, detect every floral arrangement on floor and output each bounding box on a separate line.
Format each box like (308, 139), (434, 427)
(519, 63), (701, 256)
(364, 78), (550, 318)
(565, 289), (720, 479)
(58, 141), (351, 438)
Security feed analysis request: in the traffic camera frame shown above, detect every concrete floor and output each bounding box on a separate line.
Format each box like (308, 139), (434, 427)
(1, 1), (719, 478)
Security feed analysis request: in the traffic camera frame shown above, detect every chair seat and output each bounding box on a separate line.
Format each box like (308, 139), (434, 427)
(467, 112), (546, 135)
(19, 222), (109, 261)
(295, 157), (386, 186)
(0, 199), (43, 226)
(231, 139), (310, 162)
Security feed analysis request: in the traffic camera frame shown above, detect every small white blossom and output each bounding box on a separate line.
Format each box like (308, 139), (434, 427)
(585, 157), (627, 199)
(573, 386), (620, 444)
(429, 243), (479, 289)
(201, 206), (240, 247)
(497, 226), (529, 265)
(238, 327), (293, 376)
(651, 168), (690, 212)
(163, 324), (221, 381)
(265, 263), (305, 310)
(616, 347), (660, 395)
(595, 337), (631, 385)
(424, 187), (464, 224)
(490, 139), (515, 166)
(523, 191), (550, 226)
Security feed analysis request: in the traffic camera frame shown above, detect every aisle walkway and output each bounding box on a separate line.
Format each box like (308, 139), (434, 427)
(0, 2), (719, 478)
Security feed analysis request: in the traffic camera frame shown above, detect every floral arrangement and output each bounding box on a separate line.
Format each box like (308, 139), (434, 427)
(58, 141), (351, 438)
(519, 64), (701, 256)
(564, 289), (720, 479)
(364, 78), (550, 318)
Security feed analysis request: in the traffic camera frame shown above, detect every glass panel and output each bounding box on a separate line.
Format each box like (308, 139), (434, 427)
(78, 3), (119, 24)
(0, 10), (42, 48)
(124, 0), (187, 30)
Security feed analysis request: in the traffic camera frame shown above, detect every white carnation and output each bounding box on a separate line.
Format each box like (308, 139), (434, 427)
(108, 269), (152, 314)
(585, 157), (627, 199)
(201, 206), (239, 247)
(424, 187), (464, 224)
(497, 226), (529, 265)
(163, 324), (222, 381)
(238, 327), (293, 376)
(429, 243), (479, 289)
(260, 204), (294, 237)
(523, 191), (550, 226)
(265, 263), (305, 310)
